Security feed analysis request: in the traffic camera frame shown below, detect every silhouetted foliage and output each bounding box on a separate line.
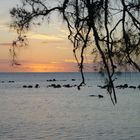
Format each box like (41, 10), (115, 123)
(10, 0), (140, 104)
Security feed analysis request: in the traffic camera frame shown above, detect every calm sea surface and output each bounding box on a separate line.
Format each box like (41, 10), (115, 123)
(0, 72), (140, 140)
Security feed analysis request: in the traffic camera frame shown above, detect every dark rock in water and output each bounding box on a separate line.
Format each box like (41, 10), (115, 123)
(123, 84), (128, 88)
(63, 84), (77, 88)
(63, 84), (71, 88)
(129, 86), (136, 89)
(48, 84), (61, 88)
(54, 84), (61, 88)
(1, 81), (4, 83)
(8, 81), (15, 83)
(48, 83), (77, 88)
(35, 84), (40, 88)
(89, 94), (96, 97)
(89, 94), (104, 98)
(98, 85), (105, 88)
(72, 79), (76, 81)
(98, 94), (104, 98)
(116, 85), (121, 88)
(137, 85), (140, 89)
(116, 84), (128, 89)
(23, 85), (27, 88)
(28, 85), (33, 88)
(50, 84), (56, 87)
(47, 79), (56, 82)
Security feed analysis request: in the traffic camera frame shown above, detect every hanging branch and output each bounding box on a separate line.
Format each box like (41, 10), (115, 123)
(10, 0), (140, 104)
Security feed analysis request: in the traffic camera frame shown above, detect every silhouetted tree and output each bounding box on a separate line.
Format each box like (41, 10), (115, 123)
(10, 0), (140, 104)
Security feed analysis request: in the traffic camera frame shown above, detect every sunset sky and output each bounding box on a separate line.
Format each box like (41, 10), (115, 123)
(0, 0), (94, 72)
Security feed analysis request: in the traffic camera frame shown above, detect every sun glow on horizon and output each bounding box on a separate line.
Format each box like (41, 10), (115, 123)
(22, 62), (79, 72)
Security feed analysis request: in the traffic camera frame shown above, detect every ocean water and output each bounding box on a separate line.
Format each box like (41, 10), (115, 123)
(0, 72), (140, 140)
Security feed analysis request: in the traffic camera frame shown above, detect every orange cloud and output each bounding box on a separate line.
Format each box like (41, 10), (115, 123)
(28, 33), (64, 41)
